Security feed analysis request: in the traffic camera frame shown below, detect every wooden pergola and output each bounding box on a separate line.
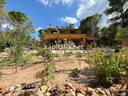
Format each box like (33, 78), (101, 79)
(42, 34), (86, 47)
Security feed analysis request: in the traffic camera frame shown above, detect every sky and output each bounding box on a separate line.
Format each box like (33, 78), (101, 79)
(5, 0), (110, 40)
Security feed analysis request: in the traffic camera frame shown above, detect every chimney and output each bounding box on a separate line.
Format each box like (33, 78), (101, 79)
(70, 23), (74, 29)
(50, 24), (52, 28)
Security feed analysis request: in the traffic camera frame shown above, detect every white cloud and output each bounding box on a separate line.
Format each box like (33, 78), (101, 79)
(38, 0), (74, 7)
(2, 23), (13, 29)
(61, 16), (78, 24)
(35, 27), (43, 31)
(76, 0), (109, 28)
(38, 0), (49, 6)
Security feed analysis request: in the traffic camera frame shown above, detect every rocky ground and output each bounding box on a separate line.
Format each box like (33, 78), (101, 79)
(0, 81), (127, 96)
(0, 51), (127, 96)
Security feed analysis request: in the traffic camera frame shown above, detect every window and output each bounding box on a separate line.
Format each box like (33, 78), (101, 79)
(70, 31), (76, 34)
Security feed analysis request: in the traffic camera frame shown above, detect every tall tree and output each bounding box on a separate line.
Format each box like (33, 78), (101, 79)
(104, 0), (128, 28)
(100, 24), (117, 46)
(7, 11), (35, 72)
(0, 0), (7, 41)
(8, 11), (28, 27)
(79, 13), (102, 38)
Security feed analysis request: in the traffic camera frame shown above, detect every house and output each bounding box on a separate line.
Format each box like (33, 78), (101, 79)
(40, 24), (97, 49)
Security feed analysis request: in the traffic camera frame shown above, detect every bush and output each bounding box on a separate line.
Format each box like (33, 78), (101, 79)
(36, 47), (53, 61)
(53, 52), (60, 58)
(115, 47), (120, 53)
(87, 51), (127, 86)
(71, 68), (81, 78)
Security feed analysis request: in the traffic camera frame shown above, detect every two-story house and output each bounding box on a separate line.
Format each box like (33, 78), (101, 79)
(40, 24), (97, 49)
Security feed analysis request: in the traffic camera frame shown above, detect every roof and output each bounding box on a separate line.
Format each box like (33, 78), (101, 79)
(86, 36), (98, 40)
(41, 29), (46, 34)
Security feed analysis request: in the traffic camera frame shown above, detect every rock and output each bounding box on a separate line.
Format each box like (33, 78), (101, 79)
(5, 86), (15, 95)
(40, 85), (48, 93)
(96, 88), (106, 95)
(47, 85), (52, 92)
(86, 87), (95, 95)
(21, 89), (39, 96)
(76, 86), (88, 95)
(121, 84), (127, 92)
(0, 86), (7, 93)
(14, 84), (22, 93)
(38, 90), (44, 96)
(64, 83), (75, 90)
(22, 82), (40, 89)
(103, 88), (111, 96)
(119, 92), (127, 96)
(109, 86), (117, 94)
(12, 91), (22, 96)
(50, 85), (63, 96)
(92, 93), (99, 96)
(114, 84), (122, 91)
(4, 93), (12, 96)
(45, 92), (51, 96)
(77, 93), (84, 96)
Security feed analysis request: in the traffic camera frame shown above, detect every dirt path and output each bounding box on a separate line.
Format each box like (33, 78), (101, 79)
(0, 55), (95, 87)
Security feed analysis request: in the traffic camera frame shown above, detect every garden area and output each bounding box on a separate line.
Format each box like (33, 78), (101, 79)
(0, 47), (128, 96)
(0, 0), (128, 95)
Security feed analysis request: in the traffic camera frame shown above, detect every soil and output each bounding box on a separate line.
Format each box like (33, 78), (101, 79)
(0, 52), (96, 87)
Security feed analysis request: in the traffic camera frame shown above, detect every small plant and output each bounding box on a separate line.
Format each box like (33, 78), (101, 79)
(87, 50), (126, 87)
(45, 63), (55, 81)
(36, 47), (53, 61)
(53, 52), (60, 58)
(71, 68), (81, 78)
(38, 63), (56, 85)
(35, 69), (46, 78)
(76, 52), (83, 70)
(64, 52), (73, 64)
(115, 47), (120, 53)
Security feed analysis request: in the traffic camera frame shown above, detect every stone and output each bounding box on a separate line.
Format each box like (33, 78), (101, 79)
(109, 87), (117, 94)
(45, 92), (51, 96)
(77, 93), (84, 96)
(22, 82), (40, 89)
(96, 88), (106, 95)
(92, 93), (99, 96)
(38, 90), (44, 96)
(40, 85), (48, 93)
(119, 92), (127, 96)
(121, 84), (127, 92)
(7, 87), (15, 94)
(14, 84), (22, 93)
(47, 85), (52, 92)
(22, 89), (39, 96)
(103, 88), (111, 96)
(64, 83), (75, 90)
(4, 93), (12, 96)
(86, 87), (95, 95)
(114, 84), (122, 91)
(0, 86), (7, 93)
(76, 86), (88, 95)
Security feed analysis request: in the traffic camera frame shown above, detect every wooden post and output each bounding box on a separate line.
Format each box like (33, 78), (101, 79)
(93, 40), (96, 47)
(82, 36), (85, 49)
(42, 35), (45, 47)
(68, 36), (70, 42)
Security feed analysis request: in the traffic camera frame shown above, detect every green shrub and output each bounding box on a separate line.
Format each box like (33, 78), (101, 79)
(64, 51), (73, 57)
(76, 52), (83, 70)
(36, 47), (53, 61)
(71, 68), (81, 78)
(115, 47), (120, 53)
(53, 52), (60, 58)
(87, 51), (126, 86)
